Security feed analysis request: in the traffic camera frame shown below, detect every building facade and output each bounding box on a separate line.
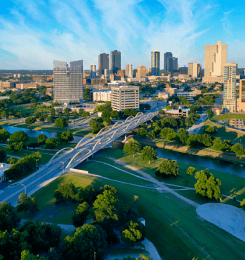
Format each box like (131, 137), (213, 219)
(151, 50), (160, 76)
(90, 65), (96, 79)
(188, 63), (202, 78)
(111, 85), (139, 111)
(203, 41), (227, 83)
(164, 52), (172, 72)
(238, 79), (245, 112)
(110, 50), (121, 74)
(93, 90), (111, 102)
(98, 53), (109, 75)
(125, 64), (133, 78)
(223, 63), (237, 113)
(53, 60), (83, 103)
(136, 66), (146, 78)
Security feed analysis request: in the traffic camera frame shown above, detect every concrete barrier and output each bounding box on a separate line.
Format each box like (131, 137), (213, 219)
(69, 168), (89, 174)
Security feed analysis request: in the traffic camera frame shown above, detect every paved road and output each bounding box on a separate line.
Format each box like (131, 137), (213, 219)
(188, 113), (208, 134)
(0, 109), (159, 206)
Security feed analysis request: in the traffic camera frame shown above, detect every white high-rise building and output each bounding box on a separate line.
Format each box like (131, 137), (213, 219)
(53, 60), (83, 103)
(188, 63), (202, 78)
(125, 64), (133, 78)
(203, 41), (227, 83)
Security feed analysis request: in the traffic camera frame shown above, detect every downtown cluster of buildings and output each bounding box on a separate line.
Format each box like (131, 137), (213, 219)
(52, 41), (245, 113)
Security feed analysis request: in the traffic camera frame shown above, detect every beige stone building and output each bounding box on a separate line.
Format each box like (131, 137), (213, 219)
(212, 107), (221, 115)
(16, 83), (38, 89)
(158, 92), (169, 99)
(93, 90), (111, 102)
(111, 85), (139, 111)
(188, 63), (201, 78)
(136, 66), (146, 78)
(238, 79), (245, 113)
(202, 41), (227, 83)
(0, 81), (15, 89)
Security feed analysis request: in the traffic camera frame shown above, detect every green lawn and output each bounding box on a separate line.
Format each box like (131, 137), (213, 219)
(211, 113), (245, 122)
(200, 120), (245, 145)
(28, 148), (245, 260)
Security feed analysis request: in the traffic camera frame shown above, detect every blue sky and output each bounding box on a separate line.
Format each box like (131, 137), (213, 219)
(0, 0), (245, 70)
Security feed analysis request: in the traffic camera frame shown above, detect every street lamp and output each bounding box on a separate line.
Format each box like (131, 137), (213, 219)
(7, 138), (10, 145)
(35, 159), (39, 171)
(20, 183), (27, 194)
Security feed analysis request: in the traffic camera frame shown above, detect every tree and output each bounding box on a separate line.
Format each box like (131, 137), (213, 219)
(123, 108), (137, 117)
(45, 138), (59, 149)
(62, 224), (107, 260)
(7, 142), (24, 152)
(194, 170), (221, 200)
(137, 128), (148, 136)
(47, 116), (54, 123)
(72, 202), (90, 227)
(7, 157), (18, 164)
(25, 117), (36, 124)
(204, 126), (217, 135)
(206, 109), (213, 116)
(54, 182), (77, 204)
(92, 122), (103, 134)
(10, 131), (28, 142)
(37, 134), (47, 145)
(0, 148), (6, 161)
(231, 143), (244, 156)
(213, 138), (232, 152)
(55, 117), (68, 128)
(110, 110), (119, 119)
(121, 220), (146, 246)
(0, 202), (20, 232)
(76, 185), (97, 204)
(0, 129), (10, 142)
(140, 146), (157, 164)
(27, 142), (40, 149)
(21, 250), (48, 260)
(83, 88), (92, 101)
(186, 166), (196, 176)
(64, 108), (71, 115)
(60, 131), (73, 143)
(155, 159), (180, 178)
(93, 190), (120, 223)
(240, 199), (245, 208)
(123, 140), (141, 157)
(17, 193), (39, 215)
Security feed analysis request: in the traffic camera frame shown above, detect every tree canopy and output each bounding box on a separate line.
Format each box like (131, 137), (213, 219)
(155, 159), (180, 178)
(123, 140), (141, 157)
(0, 202), (20, 232)
(140, 146), (157, 164)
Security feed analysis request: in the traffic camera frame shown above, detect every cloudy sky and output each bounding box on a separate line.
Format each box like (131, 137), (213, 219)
(0, 0), (245, 70)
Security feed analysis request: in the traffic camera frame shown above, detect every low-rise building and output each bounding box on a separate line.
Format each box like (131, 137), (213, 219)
(158, 92), (169, 99)
(212, 107), (221, 115)
(16, 83), (38, 89)
(0, 81), (15, 89)
(165, 107), (190, 117)
(93, 90), (111, 102)
(111, 85), (139, 111)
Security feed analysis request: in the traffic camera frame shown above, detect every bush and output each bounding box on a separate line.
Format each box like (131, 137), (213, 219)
(186, 167), (196, 176)
(155, 159), (180, 178)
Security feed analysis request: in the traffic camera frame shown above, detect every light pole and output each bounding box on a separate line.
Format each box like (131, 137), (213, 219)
(20, 183), (27, 194)
(7, 138), (10, 145)
(35, 159), (39, 171)
(61, 161), (64, 174)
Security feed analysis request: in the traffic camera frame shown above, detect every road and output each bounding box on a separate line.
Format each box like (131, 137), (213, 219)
(187, 113), (208, 134)
(0, 108), (161, 206)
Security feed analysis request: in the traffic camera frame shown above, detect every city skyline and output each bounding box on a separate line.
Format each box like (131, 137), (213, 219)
(0, 0), (245, 70)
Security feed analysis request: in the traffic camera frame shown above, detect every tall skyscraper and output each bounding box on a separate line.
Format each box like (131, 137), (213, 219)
(238, 79), (245, 113)
(203, 41), (227, 83)
(110, 50), (121, 74)
(223, 63), (237, 113)
(53, 60), (83, 103)
(90, 65), (96, 79)
(172, 57), (178, 71)
(98, 53), (109, 75)
(151, 50), (160, 76)
(136, 66), (146, 78)
(164, 52), (172, 71)
(188, 63), (202, 77)
(125, 64), (133, 78)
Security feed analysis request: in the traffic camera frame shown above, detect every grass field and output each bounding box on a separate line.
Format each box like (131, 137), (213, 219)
(200, 120), (245, 145)
(29, 148), (245, 260)
(211, 114), (245, 122)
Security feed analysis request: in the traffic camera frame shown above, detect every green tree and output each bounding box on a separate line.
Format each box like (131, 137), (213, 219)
(62, 224), (107, 260)
(206, 109), (213, 116)
(0, 148), (6, 161)
(83, 88), (92, 101)
(121, 220), (146, 246)
(25, 117), (36, 124)
(17, 193), (39, 215)
(240, 199), (245, 208)
(64, 108), (71, 115)
(186, 167), (196, 176)
(194, 170), (221, 200)
(110, 110), (119, 119)
(10, 131), (28, 142)
(54, 182), (77, 204)
(37, 134), (47, 145)
(137, 128), (148, 136)
(123, 140), (141, 157)
(55, 117), (68, 128)
(7, 157), (18, 164)
(72, 202), (90, 227)
(140, 146), (157, 164)
(45, 138), (59, 149)
(0, 202), (20, 232)
(21, 250), (48, 260)
(204, 126), (217, 135)
(7, 142), (24, 152)
(0, 129), (10, 142)
(60, 131), (73, 143)
(155, 159), (180, 178)
(231, 143), (244, 156)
